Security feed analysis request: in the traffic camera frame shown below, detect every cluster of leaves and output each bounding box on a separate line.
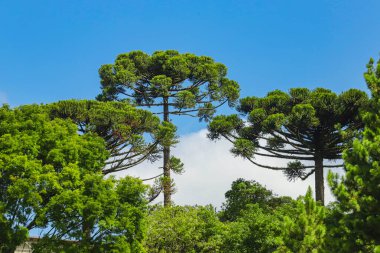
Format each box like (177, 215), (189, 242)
(327, 58), (380, 252)
(221, 204), (284, 253)
(33, 176), (148, 252)
(0, 104), (148, 252)
(145, 205), (225, 253)
(275, 188), (326, 253)
(218, 179), (326, 253)
(219, 178), (294, 221)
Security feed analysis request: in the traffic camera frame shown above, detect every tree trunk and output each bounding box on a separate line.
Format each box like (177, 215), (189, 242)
(163, 98), (171, 207)
(83, 222), (91, 241)
(82, 211), (93, 251)
(314, 156), (324, 205)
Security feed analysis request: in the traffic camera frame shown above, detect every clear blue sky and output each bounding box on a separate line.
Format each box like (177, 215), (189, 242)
(1, 0), (380, 133)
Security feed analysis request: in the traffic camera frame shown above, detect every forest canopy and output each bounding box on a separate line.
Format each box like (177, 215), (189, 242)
(0, 53), (379, 253)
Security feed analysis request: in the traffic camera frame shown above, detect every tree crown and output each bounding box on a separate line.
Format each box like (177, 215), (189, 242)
(208, 87), (368, 180)
(97, 50), (240, 121)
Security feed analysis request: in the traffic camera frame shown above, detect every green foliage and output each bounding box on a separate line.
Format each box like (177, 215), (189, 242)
(33, 176), (148, 253)
(208, 87), (368, 204)
(48, 100), (175, 174)
(216, 179), (296, 253)
(221, 204), (284, 253)
(220, 178), (294, 221)
(328, 58), (380, 252)
(143, 180), (299, 253)
(145, 205), (225, 253)
(97, 50), (240, 116)
(169, 156), (185, 174)
(275, 187), (326, 253)
(0, 104), (148, 252)
(155, 121), (178, 148)
(0, 104), (108, 252)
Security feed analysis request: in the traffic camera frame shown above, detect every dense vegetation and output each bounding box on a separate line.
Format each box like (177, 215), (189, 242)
(0, 52), (379, 252)
(0, 105), (147, 252)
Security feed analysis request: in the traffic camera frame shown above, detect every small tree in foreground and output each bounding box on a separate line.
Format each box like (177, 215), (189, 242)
(145, 205), (225, 252)
(221, 203), (293, 253)
(328, 58), (380, 252)
(0, 104), (106, 252)
(275, 187), (326, 253)
(0, 104), (148, 252)
(34, 176), (148, 253)
(208, 88), (367, 205)
(98, 50), (240, 206)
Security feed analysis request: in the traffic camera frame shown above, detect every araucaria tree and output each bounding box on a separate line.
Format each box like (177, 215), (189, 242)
(48, 100), (174, 174)
(97, 50), (240, 206)
(208, 88), (367, 205)
(328, 58), (380, 252)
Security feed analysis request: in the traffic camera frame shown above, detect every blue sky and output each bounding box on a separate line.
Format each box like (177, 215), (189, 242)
(1, 0), (380, 135)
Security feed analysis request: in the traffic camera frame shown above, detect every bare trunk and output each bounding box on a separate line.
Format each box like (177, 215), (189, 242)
(314, 156), (324, 206)
(163, 98), (171, 207)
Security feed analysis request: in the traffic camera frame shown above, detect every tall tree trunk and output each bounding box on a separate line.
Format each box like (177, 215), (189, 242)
(314, 156), (324, 206)
(163, 98), (171, 207)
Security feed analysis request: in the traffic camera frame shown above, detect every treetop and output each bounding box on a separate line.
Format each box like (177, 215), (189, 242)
(97, 50), (240, 121)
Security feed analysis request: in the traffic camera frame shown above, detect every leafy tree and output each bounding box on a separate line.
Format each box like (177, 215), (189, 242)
(221, 204), (284, 253)
(275, 187), (326, 253)
(144, 205), (225, 252)
(0, 104), (108, 253)
(97, 50), (240, 206)
(0, 104), (149, 252)
(220, 178), (294, 221)
(33, 176), (148, 253)
(328, 58), (380, 252)
(208, 88), (367, 205)
(219, 179), (296, 253)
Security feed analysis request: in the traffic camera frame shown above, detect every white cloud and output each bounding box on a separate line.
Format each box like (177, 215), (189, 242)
(116, 129), (341, 208)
